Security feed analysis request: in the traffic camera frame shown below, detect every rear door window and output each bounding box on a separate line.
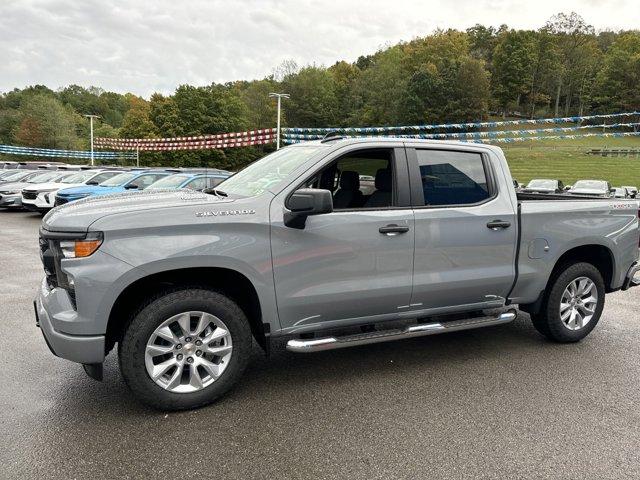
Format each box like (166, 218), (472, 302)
(415, 150), (491, 206)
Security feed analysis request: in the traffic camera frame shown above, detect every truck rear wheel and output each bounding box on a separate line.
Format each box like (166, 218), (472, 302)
(531, 262), (605, 342)
(119, 288), (252, 410)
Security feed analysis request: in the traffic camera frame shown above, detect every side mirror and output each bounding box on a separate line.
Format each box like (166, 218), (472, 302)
(284, 188), (333, 229)
(124, 183), (139, 190)
(86, 181), (99, 185)
(564, 185), (572, 191)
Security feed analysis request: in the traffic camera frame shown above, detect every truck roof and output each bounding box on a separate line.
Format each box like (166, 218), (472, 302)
(289, 136), (504, 154)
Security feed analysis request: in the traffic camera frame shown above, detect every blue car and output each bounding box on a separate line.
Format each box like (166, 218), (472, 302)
(55, 170), (173, 206)
(145, 171), (231, 191)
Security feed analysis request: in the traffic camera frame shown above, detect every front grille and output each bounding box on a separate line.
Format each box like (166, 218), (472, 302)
(38, 234), (58, 289)
(22, 190), (37, 200)
(39, 228), (85, 310)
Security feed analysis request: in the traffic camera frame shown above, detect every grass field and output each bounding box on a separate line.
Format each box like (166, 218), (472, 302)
(501, 137), (640, 187)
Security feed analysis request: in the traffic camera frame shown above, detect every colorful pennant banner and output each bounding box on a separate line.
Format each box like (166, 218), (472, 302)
(283, 112), (640, 134)
(95, 128), (277, 150)
(282, 131), (640, 145)
(0, 144), (135, 159)
(282, 123), (640, 141)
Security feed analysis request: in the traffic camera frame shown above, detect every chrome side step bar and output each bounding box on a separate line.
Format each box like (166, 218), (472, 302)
(286, 310), (517, 353)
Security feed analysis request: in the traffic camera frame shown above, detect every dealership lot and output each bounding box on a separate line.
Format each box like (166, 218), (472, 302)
(2, 210), (640, 479)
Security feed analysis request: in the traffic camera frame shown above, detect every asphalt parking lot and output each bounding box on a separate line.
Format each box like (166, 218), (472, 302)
(2, 210), (640, 479)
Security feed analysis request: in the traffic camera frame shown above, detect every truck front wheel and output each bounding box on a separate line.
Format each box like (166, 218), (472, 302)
(119, 288), (252, 410)
(531, 262), (605, 342)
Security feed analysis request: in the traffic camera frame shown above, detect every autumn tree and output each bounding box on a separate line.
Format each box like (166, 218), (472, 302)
(14, 94), (80, 149)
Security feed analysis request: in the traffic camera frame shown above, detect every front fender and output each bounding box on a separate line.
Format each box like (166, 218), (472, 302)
(97, 221), (279, 333)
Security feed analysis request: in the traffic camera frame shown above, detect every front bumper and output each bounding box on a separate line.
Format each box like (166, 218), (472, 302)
(23, 192), (54, 211)
(34, 278), (105, 364)
(0, 193), (22, 208)
(54, 194), (88, 206)
(622, 262), (640, 290)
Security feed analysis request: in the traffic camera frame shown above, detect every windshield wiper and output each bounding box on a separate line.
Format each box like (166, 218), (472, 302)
(203, 187), (228, 197)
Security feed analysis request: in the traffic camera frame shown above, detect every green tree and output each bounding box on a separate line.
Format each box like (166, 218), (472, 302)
(544, 12), (598, 116)
(328, 61), (361, 126)
(492, 30), (537, 114)
(120, 95), (157, 139)
(401, 30), (490, 123)
(526, 30), (562, 117)
(595, 32), (640, 111)
(282, 66), (339, 127)
(14, 94), (80, 149)
(351, 46), (408, 125)
(0, 108), (20, 143)
(236, 79), (278, 130)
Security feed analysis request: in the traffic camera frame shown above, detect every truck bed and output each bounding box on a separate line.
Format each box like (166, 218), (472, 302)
(510, 195), (639, 305)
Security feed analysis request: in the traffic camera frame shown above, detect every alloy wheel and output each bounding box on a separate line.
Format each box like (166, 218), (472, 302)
(559, 276), (598, 331)
(144, 311), (233, 393)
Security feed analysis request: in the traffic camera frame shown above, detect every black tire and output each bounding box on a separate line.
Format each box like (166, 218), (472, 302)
(531, 262), (605, 342)
(119, 288), (252, 411)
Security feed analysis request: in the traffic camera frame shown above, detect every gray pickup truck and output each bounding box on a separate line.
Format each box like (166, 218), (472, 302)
(35, 138), (640, 410)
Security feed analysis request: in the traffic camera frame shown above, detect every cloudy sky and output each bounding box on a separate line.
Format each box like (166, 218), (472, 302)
(1, 0), (638, 97)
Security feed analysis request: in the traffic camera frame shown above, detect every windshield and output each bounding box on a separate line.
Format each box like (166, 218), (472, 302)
(27, 171), (66, 183)
(217, 146), (322, 197)
(100, 172), (136, 186)
(527, 179), (556, 189)
(61, 171), (95, 184)
(147, 174), (190, 189)
(573, 180), (607, 190)
(1, 170), (33, 182)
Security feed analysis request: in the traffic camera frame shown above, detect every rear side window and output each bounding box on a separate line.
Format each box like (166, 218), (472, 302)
(416, 150), (490, 206)
(185, 177), (207, 191)
(91, 172), (118, 184)
(131, 174), (166, 189)
(207, 177), (225, 188)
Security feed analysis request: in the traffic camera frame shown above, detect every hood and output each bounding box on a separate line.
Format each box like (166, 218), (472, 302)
(23, 181), (79, 192)
(0, 181), (32, 192)
(43, 189), (235, 232)
(57, 184), (109, 196)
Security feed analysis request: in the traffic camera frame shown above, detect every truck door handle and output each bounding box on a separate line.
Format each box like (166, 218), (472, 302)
(486, 220), (511, 230)
(379, 224), (410, 235)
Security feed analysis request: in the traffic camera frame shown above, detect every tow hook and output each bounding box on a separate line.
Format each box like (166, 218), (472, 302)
(82, 363), (104, 381)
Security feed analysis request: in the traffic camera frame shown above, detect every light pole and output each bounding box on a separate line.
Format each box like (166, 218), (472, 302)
(268, 93), (289, 149)
(83, 114), (100, 166)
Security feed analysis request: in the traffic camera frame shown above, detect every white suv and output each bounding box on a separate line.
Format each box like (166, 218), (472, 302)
(22, 169), (122, 213)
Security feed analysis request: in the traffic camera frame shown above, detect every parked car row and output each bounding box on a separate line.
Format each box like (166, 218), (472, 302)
(514, 178), (638, 198)
(1, 160), (84, 171)
(0, 164), (232, 213)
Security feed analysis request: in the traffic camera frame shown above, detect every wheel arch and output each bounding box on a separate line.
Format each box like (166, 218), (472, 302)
(551, 244), (615, 291)
(105, 266), (271, 355)
(521, 243), (615, 316)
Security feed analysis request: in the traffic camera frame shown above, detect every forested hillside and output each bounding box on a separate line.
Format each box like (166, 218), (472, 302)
(1, 12), (639, 169)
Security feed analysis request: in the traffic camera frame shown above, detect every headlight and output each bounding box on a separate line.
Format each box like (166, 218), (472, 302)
(59, 232), (103, 258)
(0, 190), (19, 195)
